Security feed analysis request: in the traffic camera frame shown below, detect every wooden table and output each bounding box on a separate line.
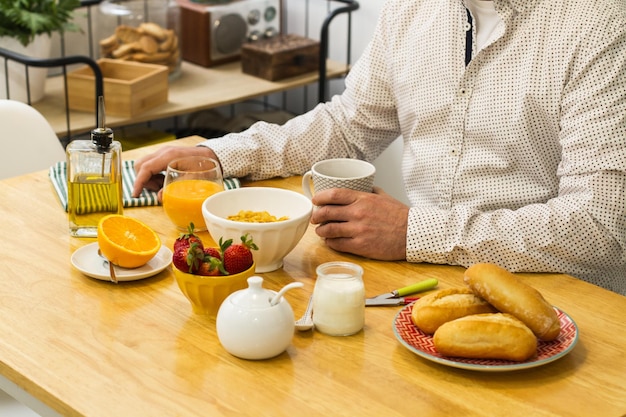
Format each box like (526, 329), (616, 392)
(33, 60), (349, 137)
(0, 136), (624, 417)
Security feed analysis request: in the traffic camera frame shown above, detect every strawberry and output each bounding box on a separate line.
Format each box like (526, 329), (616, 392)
(222, 234), (258, 274)
(173, 222), (203, 253)
(204, 246), (222, 260)
(172, 241), (204, 273)
(198, 255), (227, 276)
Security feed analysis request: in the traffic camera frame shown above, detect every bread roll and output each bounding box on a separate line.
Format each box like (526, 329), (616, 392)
(433, 313), (537, 361)
(411, 288), (497, 334)
(464, 263), (560, 341)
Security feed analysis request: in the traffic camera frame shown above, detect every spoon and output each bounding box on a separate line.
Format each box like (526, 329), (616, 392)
(269, 282), (304, 306)
(295, 295), (314, 331)
(97, 249), (118, 284)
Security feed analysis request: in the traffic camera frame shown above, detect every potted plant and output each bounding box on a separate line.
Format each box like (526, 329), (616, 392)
(0, 0), (81, 102)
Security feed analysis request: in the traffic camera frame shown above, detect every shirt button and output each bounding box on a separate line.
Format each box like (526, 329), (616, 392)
(465, 23), (471, 31)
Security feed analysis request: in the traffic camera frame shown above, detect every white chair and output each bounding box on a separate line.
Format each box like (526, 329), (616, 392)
(373, 136), (410, 205)
(0, 99), (66, 180)
(0, 390), (41, 417)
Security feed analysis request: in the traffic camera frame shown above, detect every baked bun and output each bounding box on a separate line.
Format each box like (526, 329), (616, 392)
(411, 288), (497, 334)
(433, 313), (537, 361)
(464, 263), (560, 341)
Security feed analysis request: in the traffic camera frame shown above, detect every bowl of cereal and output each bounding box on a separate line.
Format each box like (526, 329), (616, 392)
(202, 187), (313, 272)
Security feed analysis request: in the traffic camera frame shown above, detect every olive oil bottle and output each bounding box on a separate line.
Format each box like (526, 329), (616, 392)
(67, 96), (123, 237)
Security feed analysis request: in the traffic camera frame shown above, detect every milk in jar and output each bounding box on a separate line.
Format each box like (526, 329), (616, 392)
(313, 262), (365, 336)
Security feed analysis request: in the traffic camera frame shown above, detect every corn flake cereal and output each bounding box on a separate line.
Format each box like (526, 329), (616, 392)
(227, 210), (289, 223)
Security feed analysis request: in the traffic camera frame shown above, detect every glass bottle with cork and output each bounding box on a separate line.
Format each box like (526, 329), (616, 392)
(67, 96), (123, 237)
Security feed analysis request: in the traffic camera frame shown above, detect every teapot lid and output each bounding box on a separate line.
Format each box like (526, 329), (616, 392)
(230, 276), (273, 308)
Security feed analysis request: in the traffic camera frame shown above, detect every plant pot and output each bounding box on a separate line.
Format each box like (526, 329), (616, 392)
(0, 34), (52, 103)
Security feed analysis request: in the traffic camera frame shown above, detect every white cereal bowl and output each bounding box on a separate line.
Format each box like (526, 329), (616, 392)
(202, 187), (313, 272)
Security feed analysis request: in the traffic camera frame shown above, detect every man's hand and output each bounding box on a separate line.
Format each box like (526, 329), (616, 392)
(132, 145), (218, 201)
(311, 187), (408, 260)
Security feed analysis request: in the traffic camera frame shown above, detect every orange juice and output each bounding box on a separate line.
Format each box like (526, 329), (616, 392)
(163, 179), (224, 229)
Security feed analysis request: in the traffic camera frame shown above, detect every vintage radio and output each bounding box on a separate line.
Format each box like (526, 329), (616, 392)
(178, 0), (281, 67)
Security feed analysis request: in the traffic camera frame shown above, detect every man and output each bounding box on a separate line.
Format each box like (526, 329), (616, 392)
(133, 0), (626, 295)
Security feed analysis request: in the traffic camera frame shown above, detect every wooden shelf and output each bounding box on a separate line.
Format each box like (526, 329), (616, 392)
(34, 59), (350, 137)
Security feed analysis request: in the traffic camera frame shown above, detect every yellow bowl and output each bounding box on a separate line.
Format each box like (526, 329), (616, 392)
(173, 261), (255, 315)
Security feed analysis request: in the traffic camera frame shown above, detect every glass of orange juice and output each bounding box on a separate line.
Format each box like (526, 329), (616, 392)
(163, 156), (224, 231)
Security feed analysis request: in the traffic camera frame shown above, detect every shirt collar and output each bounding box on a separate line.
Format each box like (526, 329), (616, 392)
(491, 0), (539, 14)
(464, 0), (541, 13)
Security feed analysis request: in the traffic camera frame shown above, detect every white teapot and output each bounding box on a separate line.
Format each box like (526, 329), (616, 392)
(216, 276), (303, 360)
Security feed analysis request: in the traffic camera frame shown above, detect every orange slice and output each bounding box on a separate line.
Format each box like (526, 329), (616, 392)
(97, 215), (161, 268)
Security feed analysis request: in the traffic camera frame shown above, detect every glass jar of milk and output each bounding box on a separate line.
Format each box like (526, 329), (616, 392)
(313, 262), (365, 336)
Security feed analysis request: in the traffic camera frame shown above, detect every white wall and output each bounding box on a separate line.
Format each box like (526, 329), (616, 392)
(284, 0), (408, 204)
(279, 0), (384, 109)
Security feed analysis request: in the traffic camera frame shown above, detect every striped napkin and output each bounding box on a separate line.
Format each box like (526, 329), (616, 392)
(49, 160), (240, 212)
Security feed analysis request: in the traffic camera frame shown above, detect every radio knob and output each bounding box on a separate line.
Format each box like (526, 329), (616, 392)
(247, 9), (261, 25)
(264, 27), (278, 38)
(248, 30), (262, 42)
(264, 6), (277, 22)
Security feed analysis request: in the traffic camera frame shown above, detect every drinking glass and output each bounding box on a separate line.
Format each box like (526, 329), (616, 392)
(163, 156), (224, 231)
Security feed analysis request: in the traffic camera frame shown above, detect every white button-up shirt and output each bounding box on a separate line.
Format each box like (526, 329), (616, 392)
(204, 0), (626, 295)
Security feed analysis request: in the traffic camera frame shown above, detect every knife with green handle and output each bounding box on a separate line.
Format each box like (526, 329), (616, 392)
(366, 278), (439, 306)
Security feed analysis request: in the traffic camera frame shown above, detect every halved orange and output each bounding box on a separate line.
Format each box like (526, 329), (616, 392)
(97, 214), (161, 268)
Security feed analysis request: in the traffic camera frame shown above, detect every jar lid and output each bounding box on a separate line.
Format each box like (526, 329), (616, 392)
(99, 1), (132, 16)
(229, 276), (273, 308)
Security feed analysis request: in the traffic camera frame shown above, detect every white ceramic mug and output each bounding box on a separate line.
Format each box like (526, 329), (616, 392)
(302, 158), (376, 199)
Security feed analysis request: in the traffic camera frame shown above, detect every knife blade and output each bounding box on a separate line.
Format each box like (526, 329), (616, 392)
(365, 296), (421, 306)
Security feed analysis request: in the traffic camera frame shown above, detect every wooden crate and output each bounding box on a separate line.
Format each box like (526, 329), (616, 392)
(67, 59), (168, 117)
(241, 34), (320, 81)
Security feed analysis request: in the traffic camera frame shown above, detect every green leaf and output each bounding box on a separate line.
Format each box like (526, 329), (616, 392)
(0, 0), (80, 46)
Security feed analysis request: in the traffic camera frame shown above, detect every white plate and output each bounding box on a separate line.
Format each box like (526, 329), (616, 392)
(393, 304), (579, 372)
(71, 242), (172, 282)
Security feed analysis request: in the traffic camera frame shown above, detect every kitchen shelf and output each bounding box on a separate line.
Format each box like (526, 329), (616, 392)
(33, 59), (349, 137)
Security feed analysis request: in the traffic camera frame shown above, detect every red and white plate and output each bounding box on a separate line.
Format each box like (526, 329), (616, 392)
(393, 304), (579, 372)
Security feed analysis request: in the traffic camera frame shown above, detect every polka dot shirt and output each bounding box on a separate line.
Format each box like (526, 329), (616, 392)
(204, 0), (626, 295)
